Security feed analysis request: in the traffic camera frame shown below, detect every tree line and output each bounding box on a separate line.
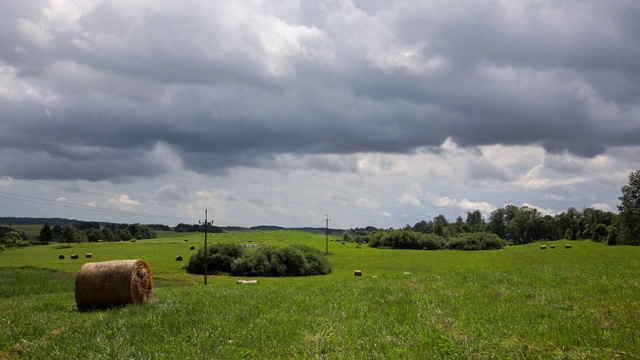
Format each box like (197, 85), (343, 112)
(345, 169), (640, 248)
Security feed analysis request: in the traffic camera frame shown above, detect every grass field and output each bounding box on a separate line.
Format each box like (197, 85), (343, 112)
(1, 231), (639, 359)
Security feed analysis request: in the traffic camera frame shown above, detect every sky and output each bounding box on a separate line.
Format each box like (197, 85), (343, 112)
(1, 0), (639, 229)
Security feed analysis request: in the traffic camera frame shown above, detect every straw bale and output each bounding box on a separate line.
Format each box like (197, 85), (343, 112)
(237, 280), (259, 284)
(58, 254), (65, 260)
(550, 244), (555, 249)
(86, 253), (93, 258)
(354, 270), (362, 276)
(75, 259), (153, 312)
(540, 245), (546, 249)
(565, 244), (572, 249)
(70, 254), (79, 259)
(176, 255), (183, 261)
(189, 246), (195, 250)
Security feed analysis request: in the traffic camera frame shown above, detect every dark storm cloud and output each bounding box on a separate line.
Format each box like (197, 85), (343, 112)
(1, 0), (639, 181)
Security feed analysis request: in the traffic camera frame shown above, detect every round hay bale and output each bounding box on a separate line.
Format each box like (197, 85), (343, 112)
(565, 244), (572, 249)
(540, 245), (547, 250)
(97, 240), (103, 243)
(176, 255), (183, 261)
(184, 239), (188, 242)
(189, 246), (195, 250)
(70, 254), (79, 259)
(75, 259), (153, 312)
(354, 270), (362, 276)
(86, 253), (93, 258)
(58, 254), (65, 260)
(130, 239), (136, 243)
(550, 244), (555, 249)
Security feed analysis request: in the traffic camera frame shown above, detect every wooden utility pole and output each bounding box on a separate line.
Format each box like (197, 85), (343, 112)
(324, 214), (331, 255)
(199, 210), (214, 285)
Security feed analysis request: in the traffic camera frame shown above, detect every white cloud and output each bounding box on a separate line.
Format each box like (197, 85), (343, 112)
(591, 202), (613, 212)
(354, 197), (379, 210)
(434, 196), (496, 214)
(398, 182), (424, 207)
(108, 194), (139, 207)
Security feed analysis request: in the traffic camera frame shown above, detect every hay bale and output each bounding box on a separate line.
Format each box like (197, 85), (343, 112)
(86, 253), (93, 258)
(184, 239), (188, 242)
(565, 244), (572, 249)
(97, 240), (103, 243)
(70, 254), (79, 259)
(354, 270), (362, 276)
(237, 280), (259, 284)
(550, 244), (555, 249)
(130, 239), (136, 243)
(176, 255), (183, 261)
(540, 245), (547, 249)
(189, 246), (195, 250)
(58, 254), (65, 260)
(75, 260), (153, 311)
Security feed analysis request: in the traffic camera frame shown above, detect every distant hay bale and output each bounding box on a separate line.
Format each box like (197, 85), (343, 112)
(403, 272), (411, 275)
(58, 254), (65, 260)
(86, 253), (93, 258)
(97, 240), (103, 243)
(565, 244), (572, 249)
(354, 270), (362, 276)
(130, 239), (136, 243)
(75, 259), (153, 312)
(176, 255), (183, 261)
(550, 244), (555, 249)
(189, 246), (195, 250)
(70, 254), (79, 259)
(184, 239), (188, 242)
(540, 245), (547, 250)
(237, 280), (259, 284)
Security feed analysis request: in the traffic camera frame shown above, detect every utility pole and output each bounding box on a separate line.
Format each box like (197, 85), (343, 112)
(199, 209), (214, 285)
(324, 214), (331, 255)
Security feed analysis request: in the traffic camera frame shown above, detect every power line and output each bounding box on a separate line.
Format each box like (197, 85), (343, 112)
(2, 176), (192, 211)
(0, 191), (194, 222)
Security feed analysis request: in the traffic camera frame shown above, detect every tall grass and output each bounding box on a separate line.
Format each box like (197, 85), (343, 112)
(1, 232), (639, 358)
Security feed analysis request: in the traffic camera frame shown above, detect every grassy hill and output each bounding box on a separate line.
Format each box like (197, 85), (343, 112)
(1, 231), (639, 358)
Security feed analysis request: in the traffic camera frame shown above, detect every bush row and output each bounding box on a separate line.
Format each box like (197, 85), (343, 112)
(362, 230), (506, 250)
(185, 243), (332, 277)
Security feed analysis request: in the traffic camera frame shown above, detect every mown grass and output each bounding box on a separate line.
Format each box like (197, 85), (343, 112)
(1, 232), (639, 359)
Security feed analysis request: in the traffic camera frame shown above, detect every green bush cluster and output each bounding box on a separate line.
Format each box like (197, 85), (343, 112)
(367, 230), (444, 250)
(445, 232), (505, 250)
(365, 229), (506, 251)
(185, 244), (331, 277)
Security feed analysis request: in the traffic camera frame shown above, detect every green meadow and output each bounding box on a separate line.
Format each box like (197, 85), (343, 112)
(1, 231), (639, 359)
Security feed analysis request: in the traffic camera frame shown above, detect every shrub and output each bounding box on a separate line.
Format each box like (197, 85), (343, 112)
(231, 245), (331, 277)
(186, 244), (331, 277)
(418, 233), (445, 250)
(367, 230), (445, 250)
(446, 232), (506, 250)
(185, 243), (245, 275)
